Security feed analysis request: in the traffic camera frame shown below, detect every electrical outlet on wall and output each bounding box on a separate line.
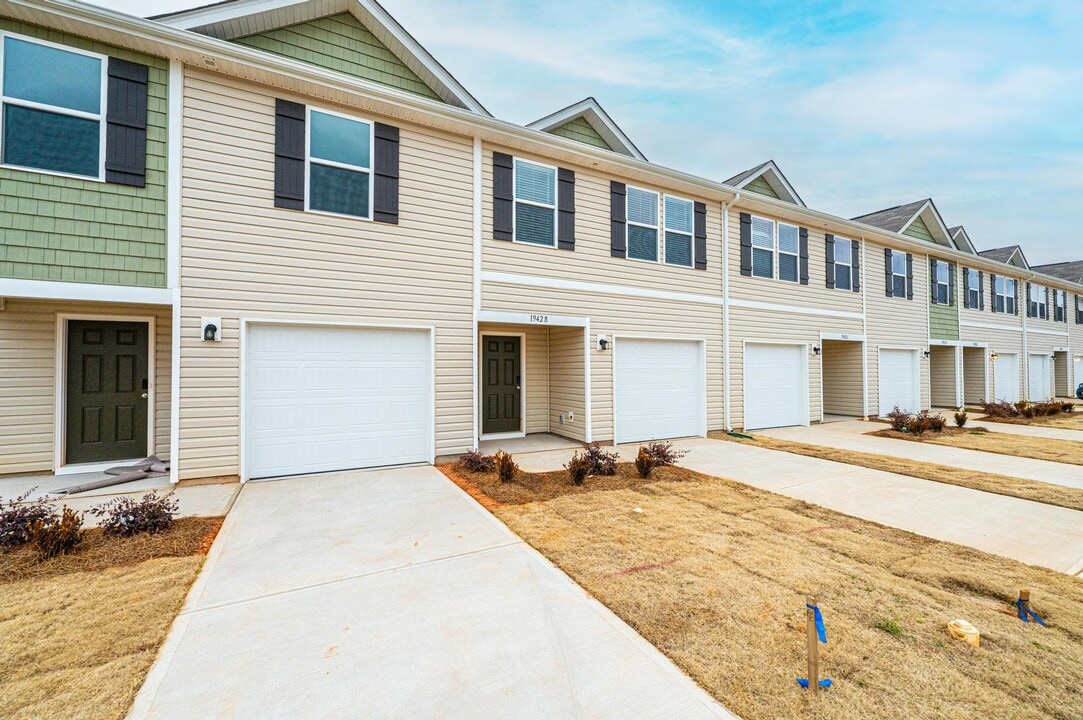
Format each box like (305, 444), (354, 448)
(568, 412), (575, 422)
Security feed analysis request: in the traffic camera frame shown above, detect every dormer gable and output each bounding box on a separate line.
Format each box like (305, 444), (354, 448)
(723, 160), (805, 207)
(852, 198), (955, 249)
(978, 246), (1030, 269)
(527, 98), (645, 160)
(948, 226), (978, 255)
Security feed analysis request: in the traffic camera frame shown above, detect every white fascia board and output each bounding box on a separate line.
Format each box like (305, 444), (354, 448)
(527, 98), (646, 161)
(730, 161), (805, 207)
(0, 279), (172, 305)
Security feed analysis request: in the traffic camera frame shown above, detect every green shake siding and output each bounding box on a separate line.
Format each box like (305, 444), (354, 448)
(930, 259), (960, 341)
(744, 175), (780, 199)
(549, 117), (614, 152)
(0, 20), (168, 288)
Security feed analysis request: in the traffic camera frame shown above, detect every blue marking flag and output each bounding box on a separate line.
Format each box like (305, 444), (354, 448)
(1016, 599), (1046, 626)
(796, 678), (833, 689)
(807, 603), (827, 644)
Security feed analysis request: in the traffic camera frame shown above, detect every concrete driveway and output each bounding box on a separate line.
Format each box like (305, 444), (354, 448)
(129, 466), (733, 720)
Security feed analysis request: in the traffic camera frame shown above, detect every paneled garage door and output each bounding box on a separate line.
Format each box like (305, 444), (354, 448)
(878, 348), (920, 417)
(744, 343), (808, 430)
(1028, 353), (1052, 401)
(246, 324), (432, 479)
(614, 338), (705, 444)
(993, 353), (1020, 403)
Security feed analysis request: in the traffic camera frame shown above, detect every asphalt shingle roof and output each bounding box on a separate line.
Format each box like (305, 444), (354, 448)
(978, 246), (1023, 264)
(1032, 261), (1083, 283)
(723, 161), (773, 187)
(851, 199), (929, 233)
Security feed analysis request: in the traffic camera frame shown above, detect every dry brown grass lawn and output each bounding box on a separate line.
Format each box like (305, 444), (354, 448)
(446, 464), (1083, 720)
(0, 517), (220, 720)
(870, 427), (1083, 467)
(710, 432), (1083, 513)
(980, 412), (1083, 432)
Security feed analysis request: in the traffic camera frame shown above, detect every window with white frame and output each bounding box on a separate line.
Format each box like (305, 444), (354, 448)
(0, 34), (105, 179)
(1054, 289), (1066, 322)
(307, 109), (373, 219)
(833, 237), (852, 290)
(1029, 283), (1048, 319)
(750, 216), (798, 282)
(890, 251), (907, 298)
(663, 195), (694, 267)
(1077, 294), (1083, 324)
(750, 216), (774, 278)
(777, 223), (799, 282)
(512, 158), (557, 246)
(933, 260), (950, 305)
(994, 276), (1016, 314)
(965, 268), (980, 308)
(626, 186), (659, 261)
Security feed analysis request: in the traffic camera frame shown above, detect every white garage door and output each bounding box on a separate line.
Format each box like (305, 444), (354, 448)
(246, 324), (432, 479)
(744, 343), (808, 430)
(878, 348), (920, 417)
(1075, 358), (1082, 393)
(1028, 353), (1051, 401)
(993, 353), (1020, 403)
(614, 338), (704, 444)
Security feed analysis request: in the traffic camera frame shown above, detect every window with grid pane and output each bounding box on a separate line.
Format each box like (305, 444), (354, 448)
(1054, 290), (1066, 322)
(934, 261), (949, 305)
(1029, 283), (1048, 319)
(1, 35), (104, 179)
(308, 109), (372, 218)
(751, 217), (774, 279)
(663, 195), (693, 267)
(834, 238), (852, 290)
(966, 269), (980, 308)
(891, 251), (907, 298)
(512, 159), (557, 246)
(626, 186), (658, 261)
(776, 223), (799, 282)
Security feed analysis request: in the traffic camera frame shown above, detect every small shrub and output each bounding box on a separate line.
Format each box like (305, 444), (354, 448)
(89, 491), (178, 538)
(641, 441), (686, 467)
(887, 406), (909, 432)
(494, 450), (518, 483)
(954, 411), (968, 428)
(635, 447), (655, 479)
(565, 452), (591, 486)
(583, 443), (618, 476)
(928, 414), (947, 433)
(1062, 402), (1075, 414)
(29, 507), (84, 561)
(982, 400), (1018, 418)
(457, 449), (495, 473)
(876, 618), (902, 636)
(905, 412), (931, 437)
(0, 488), (57, 549)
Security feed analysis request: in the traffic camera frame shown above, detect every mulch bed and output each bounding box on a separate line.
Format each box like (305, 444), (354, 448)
(441, 461), (704, 506)
(0, 516), (223, 585)
(868, 426), (989, 442)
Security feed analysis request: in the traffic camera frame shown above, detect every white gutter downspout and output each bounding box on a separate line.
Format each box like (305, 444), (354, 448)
(167, 59), (182, 484)
(471, 136), (482, 450)
(860, 237), (869, 418)
(1021, 271), (1037, 400)
(722, 193), (738, 431)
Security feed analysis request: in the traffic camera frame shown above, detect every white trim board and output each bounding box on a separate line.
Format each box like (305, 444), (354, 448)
(481, 270), (723, 306)
(1026, 328), (1070, 338)
(729, 298), (864, 320)
(478, 310), (589, 328)
(0, 279), (172, 305)
(960, 319), (1024, 332)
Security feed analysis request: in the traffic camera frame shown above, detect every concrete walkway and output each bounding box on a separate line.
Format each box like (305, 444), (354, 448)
(129, 466), (733, 720)
(757, 420), (1083, 489)
(514, 439), (1083, 576)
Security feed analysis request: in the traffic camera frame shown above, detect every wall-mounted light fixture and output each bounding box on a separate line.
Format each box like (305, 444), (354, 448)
(812, 345), (822, 356)
(597, 335), (610, 351)
(990, 352), (999, 362)
(201, 317), (221, 342)
(922, 349), (931, 359)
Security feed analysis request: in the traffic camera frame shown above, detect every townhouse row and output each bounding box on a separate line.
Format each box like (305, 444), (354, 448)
(1, 0), (1081, 483)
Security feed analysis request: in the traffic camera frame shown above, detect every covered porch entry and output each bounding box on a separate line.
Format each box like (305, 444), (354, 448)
(477, 311), (590, 446)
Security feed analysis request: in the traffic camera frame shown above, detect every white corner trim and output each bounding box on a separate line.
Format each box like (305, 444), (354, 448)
(728, 297), (864, 320)
(169, 288), (180, 484)
(471, 136), (482, 449)
(0, 279), (172, 305)
(167, 59), (182, 291)
(481, 270), (723, 307)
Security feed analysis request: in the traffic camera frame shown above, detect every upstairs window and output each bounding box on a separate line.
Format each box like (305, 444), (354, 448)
(833, 237), (852, 290)
(663, 195), (694, 267)
(1028, 283), (1048, 320)
(750, 217), (774, 278)
(0, 35), (105, 179)
(626, 186), (659, 261)
(776, 223), (799, 282)
(748, 216), (798, 282)
(994, 276), (1016, 314)
(932, 260), (950, 305)
(1077, 295), (1083, 324)
(512, 158), (557, 246)
(1054, 289), (1066, 322)
(965, 268), (980, 308)
(890, 251), (907, 298)
(307, 109), (373, 219)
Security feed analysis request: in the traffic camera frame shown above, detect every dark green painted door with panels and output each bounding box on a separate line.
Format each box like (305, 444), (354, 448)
(66, 320), (148, 464)
(483, 336), (521, 434)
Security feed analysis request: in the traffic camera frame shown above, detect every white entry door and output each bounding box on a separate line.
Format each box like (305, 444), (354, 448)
(614, 338), (705, 444)
(993, 353), (1020, 403)
(878, 348), (921, 416)
(1028, 353), (1052, 401)
(744, 343), (809, 430)
(246, 324), (432, 479)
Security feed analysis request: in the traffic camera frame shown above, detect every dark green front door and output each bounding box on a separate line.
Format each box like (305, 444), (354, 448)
(482, 335), (521, 434)
(66, 320), (149, 465)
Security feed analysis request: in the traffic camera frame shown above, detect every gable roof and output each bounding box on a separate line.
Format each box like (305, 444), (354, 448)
(153, 0), (489, 115)
(978, 246), (1030, 269)
(948, 226), (978, 255)
(851, 198), (958, 250)
(1031, 261), (1083, 284)
(723, 160), (805, 207)
(527, 98), (645, 161)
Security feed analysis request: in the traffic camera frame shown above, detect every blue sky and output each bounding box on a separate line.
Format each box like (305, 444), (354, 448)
(97, 0), (1082, 263)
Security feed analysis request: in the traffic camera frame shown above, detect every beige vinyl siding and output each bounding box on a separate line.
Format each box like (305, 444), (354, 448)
(962, 346), (987, 404)
(0, 299), (171, 475)
(179, 70), (474, 480)
(480, 281), (722, 443)
(1054, 350), (1070, 397)
(481, 145), (724, 296)
(965, 325), (1023, 403)
(479, 323), (548, 434)
(1071, 294), (1083, 390)
(929, 345), (958, 407)
(821, 340), (864, 416)
(865, 243), (930, 414)
(548, 326), (587, 442)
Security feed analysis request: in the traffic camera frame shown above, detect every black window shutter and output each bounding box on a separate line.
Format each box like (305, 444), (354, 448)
(798, 227), (809, 284)
(978, 271), (984, 310)
(739, 213), (753, 276)
(610, 181), (627, 258)
(884, 248), (893, 297)
(929, 259), (937, 302)
(693, 202), (707, 270)
(990, 273), (997, 313)
(1014, 280), (1020, 316)
(493, 152), (514, 241)
(962, 268), (970, 309)
(824, 234), (835, 289)
(274, 99), (305, 210)
(105, 58), (149, 187)
(372, 122), (400, 224)
(557, 168), (575, 251)
(948, 262), (956, 306)
(1044, 286), (1049, 319)
(1026, 282), (1033, 317)
(851, 239), (860, 292)
(905, 253), (913, 299)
